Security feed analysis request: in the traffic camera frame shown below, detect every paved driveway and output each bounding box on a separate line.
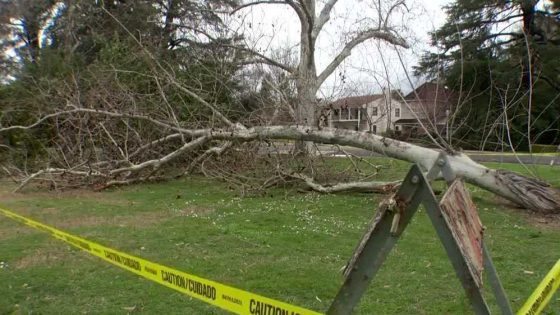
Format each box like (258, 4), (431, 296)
(313, 145), (560, 165)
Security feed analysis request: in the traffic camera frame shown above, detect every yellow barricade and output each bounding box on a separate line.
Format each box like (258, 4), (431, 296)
(517, 259), (560, 315)
(0, 208), (322, 315)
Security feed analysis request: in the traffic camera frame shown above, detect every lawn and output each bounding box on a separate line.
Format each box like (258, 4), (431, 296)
(0, 158), (559, 314)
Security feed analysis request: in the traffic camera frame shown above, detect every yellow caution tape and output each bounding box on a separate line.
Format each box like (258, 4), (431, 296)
(517, 259), (560, 315)
(0, 208), (322, 315)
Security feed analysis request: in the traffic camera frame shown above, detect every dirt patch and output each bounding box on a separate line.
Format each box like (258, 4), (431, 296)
(2, 204), (214, 232)
(54, 212), (167, 229)
(521, 211), (560, 229)
(0, 188), (127, 207)
(50, 205), (215, 229)
(490, 196), (560, 229)
(40, 207), (60, 215)
(14, 246), (68, 269)
(174, 205), (215, 217)
(0, 226), (36, 241)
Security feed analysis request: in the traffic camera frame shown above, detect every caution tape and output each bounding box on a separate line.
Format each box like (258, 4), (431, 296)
(517, 259), (560, 315)
(0, 208), (322, 315)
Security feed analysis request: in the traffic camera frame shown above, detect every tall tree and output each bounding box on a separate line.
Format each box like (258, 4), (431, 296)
(0, 0), (243, 169)
(416, 0), (560, 150)
(230, 0), (410, 152)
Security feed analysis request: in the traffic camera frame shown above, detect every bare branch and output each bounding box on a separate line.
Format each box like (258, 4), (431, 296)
(383, 0), (407, 29)
(0, 108), (196, 135)
(14, 168), (108, 193)
(0, 110), (81, 133)
(228, 44), (295, 73)
(317, 29), (409, 85)
(110, 136), (210, 176)
(184, 141), (234, 175)
(313, 0), (338, 38)
(188, 125), (560, 212)
(287, 171), (400, 193)
(230, 0), (288, 15)
(129, 133), (183, 159)
(230, 0), (306, 26)
(297, 0), (314, 31)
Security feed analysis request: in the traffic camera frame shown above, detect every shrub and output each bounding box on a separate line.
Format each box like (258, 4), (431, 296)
(532, 144), (558, 153)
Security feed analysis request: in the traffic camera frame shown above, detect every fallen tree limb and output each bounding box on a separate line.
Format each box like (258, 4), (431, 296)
(184, 141), (233, 175)
(287, 172), (400, 193)
(109, 136), (210, 176)
(13, 167), (108, 193)
(5, 116), (560, 212)
(196, 125), (560, 213)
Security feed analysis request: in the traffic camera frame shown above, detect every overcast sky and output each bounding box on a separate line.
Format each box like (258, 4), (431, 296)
(228, 0), (452, 98)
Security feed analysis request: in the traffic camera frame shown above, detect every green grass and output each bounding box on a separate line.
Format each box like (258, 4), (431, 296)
(0, 159), (559, 314)
(468, 151), (560, 157)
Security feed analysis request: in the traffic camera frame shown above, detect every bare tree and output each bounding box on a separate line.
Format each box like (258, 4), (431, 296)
(230, 0), (410, 152)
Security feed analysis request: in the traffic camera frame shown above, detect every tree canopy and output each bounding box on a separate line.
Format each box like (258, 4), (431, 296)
(416, 0), (560, 150)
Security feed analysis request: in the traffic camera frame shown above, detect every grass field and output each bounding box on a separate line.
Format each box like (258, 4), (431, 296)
(0, 158), (559, 314)
(466, 151), (560, 157)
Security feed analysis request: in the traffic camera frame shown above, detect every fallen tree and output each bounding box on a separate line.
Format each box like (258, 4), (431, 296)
(2, 107), (559, 213)
(0, 1), (558, 213)
(196, 125), (560, 213)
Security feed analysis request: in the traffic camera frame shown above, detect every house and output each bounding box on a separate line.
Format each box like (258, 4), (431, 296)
(328, 82), (455, 137)
(328, 88), (409, 134)
(395, 82), (456, 138)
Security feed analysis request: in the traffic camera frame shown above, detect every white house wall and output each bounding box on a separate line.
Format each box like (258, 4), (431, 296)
(329, 96), (410, 134)
(364, 98), (405, 134)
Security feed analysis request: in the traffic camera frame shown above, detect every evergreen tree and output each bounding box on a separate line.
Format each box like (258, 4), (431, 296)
(417, 0), (560, 150)
(0, 0), (242, 166)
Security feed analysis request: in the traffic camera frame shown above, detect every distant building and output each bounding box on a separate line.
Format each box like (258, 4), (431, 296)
(328, 82), (456, 137)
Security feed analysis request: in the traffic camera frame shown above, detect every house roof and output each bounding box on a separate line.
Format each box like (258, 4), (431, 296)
(330, 95), (384, 108)
(404, 82), (455, 103)
(330, 83), (457, 121)
(401, 82), (457, 121)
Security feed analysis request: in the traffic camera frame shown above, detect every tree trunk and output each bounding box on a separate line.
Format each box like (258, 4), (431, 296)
(22, 17), (40, 64)
(294, 22), (318, 154)
(206, 126), (560, 213)
(294, 78), (318, 154)
(161, 0), (176, 50)
(292, 0), (318, 155)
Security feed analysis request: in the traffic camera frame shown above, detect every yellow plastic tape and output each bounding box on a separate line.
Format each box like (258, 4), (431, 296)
(0, 208), (322, 315)
(517, 259), (560, 315)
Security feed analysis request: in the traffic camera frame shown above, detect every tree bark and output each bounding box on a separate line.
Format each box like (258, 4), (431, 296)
(294, 76), (318, 154)
(201, 125), (560, 213)
(288, 172), (400, 193)
(293, 0), (318, 155)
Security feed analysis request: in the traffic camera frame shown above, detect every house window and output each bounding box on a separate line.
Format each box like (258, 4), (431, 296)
(395, 108), (400, 117)
(372, 106), (378, 116)
(340, 108), (348, 119)
(371, 125), (377, 134)
(350, 108), (358, 119)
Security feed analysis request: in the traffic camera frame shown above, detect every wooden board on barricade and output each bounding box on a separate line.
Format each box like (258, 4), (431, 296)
(440, 179), (484, 288)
